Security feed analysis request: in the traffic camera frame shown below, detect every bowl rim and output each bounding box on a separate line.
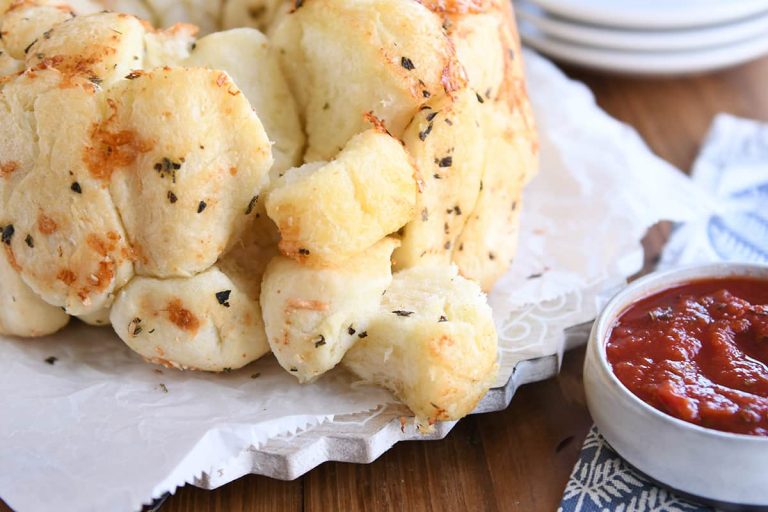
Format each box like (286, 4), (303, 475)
(591, 261), (768, 443)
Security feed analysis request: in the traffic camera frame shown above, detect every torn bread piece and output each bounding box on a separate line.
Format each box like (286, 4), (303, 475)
(110, 265), (269, 371)
(261, 237), (397, 382)
(266, 129), (418, 267)
(452, 102), (531, 291)
(272, 0), (462, 161)
(395, 88), (485, 270)
(343, 264), (498, 428)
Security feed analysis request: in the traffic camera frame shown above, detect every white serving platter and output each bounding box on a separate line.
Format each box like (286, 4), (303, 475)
(518, 19), (768, 76)
(192, 276), (627, 488)
(524, 0), (768, 30)
(515, 0), (768, 52)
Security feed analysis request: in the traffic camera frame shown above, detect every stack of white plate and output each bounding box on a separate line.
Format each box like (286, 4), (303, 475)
(515, 0), (768, 75)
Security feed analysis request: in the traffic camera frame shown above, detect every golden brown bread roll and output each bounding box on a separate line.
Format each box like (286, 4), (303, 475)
(271, 0), (464, 161)
(266, 129), (418, 267)
(5, 70), (135, 316)
(104, 66), (273, 278)
(395, 88), (485, 270)
(0, 0), (538, 426)
(343, 264), (498, 428)
(110, 264), (270, 371)
(261, 238), (398, 382)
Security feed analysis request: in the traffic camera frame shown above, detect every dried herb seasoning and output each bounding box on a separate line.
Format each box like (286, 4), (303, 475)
(314, 335), (326, 348)
(24, 234), (33, 248)
(245, 195), (258, 215)
(400, 57), (415, 71)
(1, 225), (14, 245)
(128, 317), (142, 336)
(154, 157), (181, 182)
(418, 123), (433, 141)
(215, 290), (231, 307)
(392, 310), (414, 317)
(197, 201), (207, 213)
(23, 39), (37, 55)
(70, 182), (82, 193)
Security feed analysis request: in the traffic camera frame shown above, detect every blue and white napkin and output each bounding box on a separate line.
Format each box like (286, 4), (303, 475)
(661, 113), (768, 268)
(560, 427), (708, 512)
(560, 113), (768, 512)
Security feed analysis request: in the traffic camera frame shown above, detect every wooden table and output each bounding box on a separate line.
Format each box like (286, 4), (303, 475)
(3, 56), (767, 512)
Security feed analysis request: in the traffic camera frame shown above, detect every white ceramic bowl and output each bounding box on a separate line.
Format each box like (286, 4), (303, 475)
(584, 263), (768, 508)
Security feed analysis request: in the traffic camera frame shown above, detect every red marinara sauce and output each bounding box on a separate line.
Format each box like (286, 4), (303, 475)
(606, 277), (768, 436)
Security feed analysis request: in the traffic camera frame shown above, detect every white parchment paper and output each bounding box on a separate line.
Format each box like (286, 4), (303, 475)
(0, 51), (710, 512)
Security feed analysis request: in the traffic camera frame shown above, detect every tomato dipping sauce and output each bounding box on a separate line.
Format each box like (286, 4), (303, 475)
(606, 277), (768, 436)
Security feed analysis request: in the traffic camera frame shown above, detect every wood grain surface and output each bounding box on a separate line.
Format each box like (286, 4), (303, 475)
(3, 56), (767, 512)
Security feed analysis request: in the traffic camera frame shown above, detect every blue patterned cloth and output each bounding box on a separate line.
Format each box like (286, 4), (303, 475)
(559, 427), (710, 512)
(660, 114), (768, 268)
(561, 114), (768, 512)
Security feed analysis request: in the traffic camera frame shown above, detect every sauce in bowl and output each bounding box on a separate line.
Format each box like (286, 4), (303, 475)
(606, 277), (768, 436)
